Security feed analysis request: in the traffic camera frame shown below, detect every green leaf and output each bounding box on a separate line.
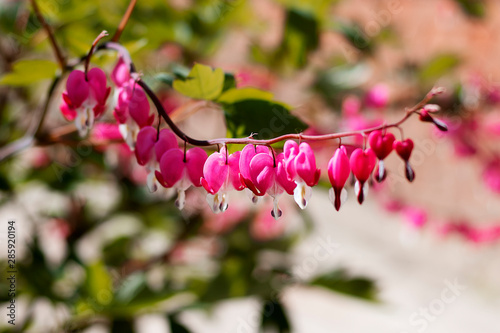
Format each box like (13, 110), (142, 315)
(168, 314), (192, 333)
(222, 72), (237, 92)
(111, 318), (135, 333)
(114, 272), (146, 305)
(155, 72), (176, 86)
(85, 261), (113, 307)
(336, 21), (373, 53)
(282, 9), (320, 68)
(454, 0), (485, 17)
(218, 87), (274, 104)
(173, 63), (225, 100)
(0, 59), (58, 86)
(419, 54), (460, 83)
(224, 100), (308, 140)
(311, 269), (378, 301)
(261, 300), (291, 333)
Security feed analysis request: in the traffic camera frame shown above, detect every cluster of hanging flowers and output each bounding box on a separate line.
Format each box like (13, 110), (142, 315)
(59, 54), (447, 220)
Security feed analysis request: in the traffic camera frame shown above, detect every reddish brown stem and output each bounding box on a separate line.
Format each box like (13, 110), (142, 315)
(29, 0), (66, 68)
(84, 31), (108, 79)
(111, 0), (137, 42)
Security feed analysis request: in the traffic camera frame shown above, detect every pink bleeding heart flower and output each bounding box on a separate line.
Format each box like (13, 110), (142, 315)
(239, 144), (272, 202)
(368, 130), (395, 182)
(342, 95), (361, 117)
(135, 126), (178, 192)
(419, 109), (448, 132)
(483, 159), (500, 194)
(61, 68), (111, 137)
(283, 141), (320, 209)
(240, 144), (296, 219)
(201, 147), (245, 213)
(249, 152), (296, 219)
(365, 84), (389, 109)
(155, 147), (207, 209)
(111, 57), (131, 87)
(394, 139), (415, 182)
(349, 148), (376, 204)
(327, 146), (351, 211)
(114, 83), (155, 150)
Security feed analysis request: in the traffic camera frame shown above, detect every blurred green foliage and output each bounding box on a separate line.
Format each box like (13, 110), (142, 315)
(0, 0), (475, 331)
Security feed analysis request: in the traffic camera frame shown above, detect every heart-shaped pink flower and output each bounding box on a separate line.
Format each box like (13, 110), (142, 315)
(61, 68), (110, 137)
(350, 148), (376, 183)
(393, 139), (414, 161)
(368, 130), (395, 160)
(156, 147), (207, 209)
(111, 57), (131, 88)
(393, 139), (415, 182)
(350, 148), (376, 204)
(327, 146), (351, 211)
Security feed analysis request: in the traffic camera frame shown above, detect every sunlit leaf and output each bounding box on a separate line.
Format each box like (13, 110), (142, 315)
(224, 99), (308, 140)
(419, 54), (460, 82)
(85, 261), (113, 307)
(173, 63), (225, 100)
(0, 59), (58, 86)
(218, 87), (274, 104)
(310, 269), (378, 301)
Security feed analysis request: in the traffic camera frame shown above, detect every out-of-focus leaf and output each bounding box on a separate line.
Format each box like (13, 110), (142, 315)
(168, 314), (192, 333)
(173, 63), (224, 100)
(111, 318), (134, 333)
(85, 261), (113, 307)
(0, 171), (12, 192)
(103, 237), (132, 267)
(222, 72), (236, 92)
(224, 99), (308, 140)
(282, 8), (320, 68)
(336, 21), (373, 54)
(261, 300), (291, 333)
(217, 87), (274, 104)
(419, 54), (460, 83)
(454, 0), (485, 17)
(0, 60), (58, 86)
(114, 272), (147, 305)
(310, 269), (377, 301)
(155, 72), (176, 86)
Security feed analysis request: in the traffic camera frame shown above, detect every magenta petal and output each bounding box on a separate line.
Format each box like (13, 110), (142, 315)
(275, 153), (296, 195)
(240, 144), (269, 181)
(60, 96), (76, 121)
(295, 142), (319, 186)
(87, 68), (109, 105)
(66, 70), (89, 108)
(128, 88), (153, 127)
(368, 130), (395, 160)
(135, 126), (157, 165)
(350, 148), (377, 183)
(202, 151), (228, 193)
(394, 139), (414, 161)
(111, 57), (130, 87)
(228, 151), (244, 191)
(155, 129), (178, 162)
(283, 140), (299, 179)
(159, 148), (184, 187)
(186, 147), (208, 187)
(249, 153), (275, 194)
(92, 123), (122, 141)
(328, 146), (351, 189)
